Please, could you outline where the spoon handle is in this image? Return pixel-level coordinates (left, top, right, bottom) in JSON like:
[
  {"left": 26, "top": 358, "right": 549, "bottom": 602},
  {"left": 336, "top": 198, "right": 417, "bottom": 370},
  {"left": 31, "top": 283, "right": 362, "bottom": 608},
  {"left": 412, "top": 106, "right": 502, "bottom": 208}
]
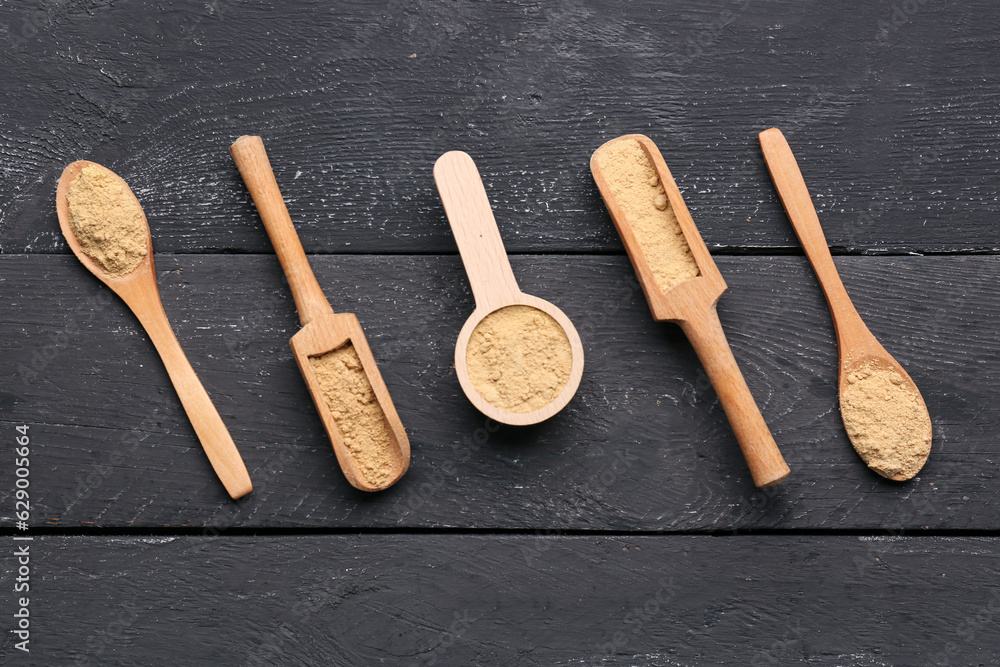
[
  {"left": 230, "top": 135, "right": 334, "bottom": 327},
  {"left": 758, "top": 128, "right": 866, "bottom": 340},
  {"left": 680, "top": 305, "right": 790, "bottom": 488},
  {"left": 434, "top": 151, "right": 521, "bottom": 312},
  {"left": 122, "top": 283, "right": 253, "bottom": 499}
]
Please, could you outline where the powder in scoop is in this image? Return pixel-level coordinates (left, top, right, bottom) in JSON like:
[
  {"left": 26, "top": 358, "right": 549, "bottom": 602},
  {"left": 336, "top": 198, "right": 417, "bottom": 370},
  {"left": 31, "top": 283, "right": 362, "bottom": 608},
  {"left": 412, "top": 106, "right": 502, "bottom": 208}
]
[
  {"left": 840, "top": 363, "right": 932, "bottom": 480},
  {"left": 66, "top": 165, "right": 148, "bottom": 276},
  {"left": 467, "top": 305, "right": 572, "bottom": 413},
  {"left": 309, "top": 344, "right": 398, "bottom": 488},
  {"left": 594, "top": 139, "right": 699, "bottom": 292}
]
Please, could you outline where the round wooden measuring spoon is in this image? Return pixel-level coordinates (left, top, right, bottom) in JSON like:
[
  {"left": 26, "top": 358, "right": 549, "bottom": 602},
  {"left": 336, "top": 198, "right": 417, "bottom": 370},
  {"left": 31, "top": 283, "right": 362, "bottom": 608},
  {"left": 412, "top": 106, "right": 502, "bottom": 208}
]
[
  {"left": 759, "top": 128, "right": 932, "bottom": 480},
  {"left": 433, "top": 151, "right": 584, "bottom": 426},
  {"left": 55, "top": 161, "right": 253, "bottom": 499}
]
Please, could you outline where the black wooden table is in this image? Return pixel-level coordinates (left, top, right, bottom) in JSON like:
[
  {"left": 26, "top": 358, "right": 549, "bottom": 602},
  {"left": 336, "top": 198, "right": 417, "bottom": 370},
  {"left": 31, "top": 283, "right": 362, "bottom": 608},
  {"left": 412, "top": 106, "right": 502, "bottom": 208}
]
[{"left": 1, "top": 2, "right": 998, "bottom": 665}]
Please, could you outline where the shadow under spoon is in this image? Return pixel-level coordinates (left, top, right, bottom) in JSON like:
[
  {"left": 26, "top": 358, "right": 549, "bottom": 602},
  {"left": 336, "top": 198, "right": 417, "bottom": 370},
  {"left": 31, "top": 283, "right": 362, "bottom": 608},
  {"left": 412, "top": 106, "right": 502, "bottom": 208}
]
[
  {"left": 759, "top": 127, "right": 932, "bottom": 481},
  {"left": 55, "top": 160, "right": 253, "bottom": 499}
]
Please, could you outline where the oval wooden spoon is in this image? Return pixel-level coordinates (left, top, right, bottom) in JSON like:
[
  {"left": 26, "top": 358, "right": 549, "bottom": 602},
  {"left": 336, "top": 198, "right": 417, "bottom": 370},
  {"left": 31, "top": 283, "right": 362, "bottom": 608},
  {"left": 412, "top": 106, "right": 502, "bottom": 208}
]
[
  {"left": 56, "top": 161, "right": 252, "bottom": 499},
  {"left": 591, "top": 135, "right": 789, "bottom": 488},
  {"left": 230, "top": 136, "right": 409, "bottom": 491},
  {"left": 433, "top": 151, "right": 584, "bottom": 426},
  {"left": 759, "top": 127, "right": 932, "bottom": 480}
]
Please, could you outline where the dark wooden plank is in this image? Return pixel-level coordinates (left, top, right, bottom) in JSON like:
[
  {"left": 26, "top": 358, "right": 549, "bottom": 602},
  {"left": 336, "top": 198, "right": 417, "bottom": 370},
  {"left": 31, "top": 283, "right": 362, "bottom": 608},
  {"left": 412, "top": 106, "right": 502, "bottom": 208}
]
[
  {"left": 1, "top": 0, "right": 998, "bottom": 254},
  {"left": 1, "top": 254, "right": 995, "bottom": 530},
  {"left": 2, "top": 534, "right": 999, "bottom": 665}
]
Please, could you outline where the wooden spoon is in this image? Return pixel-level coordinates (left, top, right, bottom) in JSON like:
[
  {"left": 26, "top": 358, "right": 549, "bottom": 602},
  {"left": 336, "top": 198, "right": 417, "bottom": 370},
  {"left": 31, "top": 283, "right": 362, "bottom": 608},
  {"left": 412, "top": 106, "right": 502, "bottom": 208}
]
[
  {"left": 759, "top": 127, "right": 931, "bottom": 480},
  {"left": 433, "top": 151, "right": 584, "bottom": 426},
  {"left": 55, "top": 161, "right": 252, "bottom": 499},
  {"left": 591, "top": 135, "right": 789, "bottom": 488},
  {"left": 229, "top": 136, "right": 409, "bottom": 491}
]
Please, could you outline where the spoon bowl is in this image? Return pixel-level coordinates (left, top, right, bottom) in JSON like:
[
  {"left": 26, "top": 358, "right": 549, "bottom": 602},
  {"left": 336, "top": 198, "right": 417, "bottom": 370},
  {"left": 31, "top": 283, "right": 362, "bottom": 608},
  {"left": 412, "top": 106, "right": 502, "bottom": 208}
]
[
  {"left": 56, "top": 161, "right": 253, "bottom": 499},
  {"left": 455, "top": 293, "right": 583, "bottom": 426},
  {"left": 838, "top": 351, "right": 930, "bottom": 480},
  {"left": 56, "top": 161, "right": 155, "bottom": 289}
]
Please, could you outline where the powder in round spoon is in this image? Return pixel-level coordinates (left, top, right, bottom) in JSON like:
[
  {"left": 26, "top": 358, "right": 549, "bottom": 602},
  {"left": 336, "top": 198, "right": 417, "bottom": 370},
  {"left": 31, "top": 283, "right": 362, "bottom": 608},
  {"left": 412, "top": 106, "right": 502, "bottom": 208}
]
[
  {"left": 593, "top": 138, "right": 699, "bottom": 292},
  {"left": 840, "top": 363, "right": 932, "bottom": 480},
  {"left": 66, "top": 165, "right": 148, "bottom": 277},
  {"left": 467, "top": 305, "right": 572, "bottom": 413},
  {"left": 309, "top": 344, "right": 399, "bottom": 488}
]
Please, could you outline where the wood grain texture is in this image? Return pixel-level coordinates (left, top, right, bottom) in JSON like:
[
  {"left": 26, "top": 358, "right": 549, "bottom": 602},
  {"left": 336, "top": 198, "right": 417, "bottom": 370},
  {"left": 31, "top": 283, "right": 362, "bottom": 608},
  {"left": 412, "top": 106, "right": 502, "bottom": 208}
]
[
  {"left": 1, "top": 254, "right": 995, "bottom": 530},
  {"left": 1, "top": 1, "right": 998, "bottom": 255},
  {"left": 229, "top": 135, "right": 335, "bottom": 327},
  {"left": 2, "top": 534, "right": 999, "bottom": 665}
]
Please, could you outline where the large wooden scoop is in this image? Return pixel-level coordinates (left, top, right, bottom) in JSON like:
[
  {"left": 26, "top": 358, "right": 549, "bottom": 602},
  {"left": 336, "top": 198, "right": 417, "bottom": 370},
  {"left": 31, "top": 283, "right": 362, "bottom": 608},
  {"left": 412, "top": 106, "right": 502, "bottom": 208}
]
[
  {"left": 230, "top": 136, "right": 409, "bottom": 491},
  {"left": 591, "top": 135, "right": 789, "bottom": 488},
  {"left": 56, "top": 161, "right": 252, "bottom": 499}
]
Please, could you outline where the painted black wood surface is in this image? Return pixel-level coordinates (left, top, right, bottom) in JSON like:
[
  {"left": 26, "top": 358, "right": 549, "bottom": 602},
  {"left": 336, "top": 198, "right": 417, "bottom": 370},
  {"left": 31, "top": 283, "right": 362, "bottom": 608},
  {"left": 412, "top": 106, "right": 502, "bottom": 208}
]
[
  {"left": 1, "top": 254, "right": 996, "bottom": 531},
  {"left": 4, "top": 535, "right": 1000, "bottom": 666},
  {"left": 1, "top": 0, "right": 998, "bottom": 664},
  {"left": 0, "top": 0, "right": 998, "bottom": 256}
]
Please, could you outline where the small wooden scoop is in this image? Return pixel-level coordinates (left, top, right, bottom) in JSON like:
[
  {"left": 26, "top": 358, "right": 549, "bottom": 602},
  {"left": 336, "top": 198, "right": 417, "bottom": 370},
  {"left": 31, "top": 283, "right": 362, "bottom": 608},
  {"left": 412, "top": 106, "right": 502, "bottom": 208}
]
[
  {"left": 230, "top": 136, "right": 409, "bottom": 491},
  {"left": 434, "top": 151, "right": 584, "bottom": 426},
  {"left": 591, "top": 135, "right": 789, "bottom": 488},
  {"left": 56, "top": 161, "right": 252, "bottom": 499},
  {"left": 759, "top": 127, "right": 932, "bottom": 480}
]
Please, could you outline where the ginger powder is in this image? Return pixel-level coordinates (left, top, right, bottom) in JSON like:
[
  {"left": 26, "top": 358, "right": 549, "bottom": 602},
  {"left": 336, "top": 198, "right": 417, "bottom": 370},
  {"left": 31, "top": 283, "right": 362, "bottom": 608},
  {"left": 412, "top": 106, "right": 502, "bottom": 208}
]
[
  {"left": 467, "top": 305, "right": 572, "bottom": 413},
  {"left": 309, "top": 344, "right": 399, "bottom": 488},
  {"left": 594, "top": 139, "right": 699, "bottom": 292},
  {"left": 66, "top": 165, "right": 148, "bottom": 277},
  {"left": 840, "top": 363, "right": 932, "bottom": 480}
]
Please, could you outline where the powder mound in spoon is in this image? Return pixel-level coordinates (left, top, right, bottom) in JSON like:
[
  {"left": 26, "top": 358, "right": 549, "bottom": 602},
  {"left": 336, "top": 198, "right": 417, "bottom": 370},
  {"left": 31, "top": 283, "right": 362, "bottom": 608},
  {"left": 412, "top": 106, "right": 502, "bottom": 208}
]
[
  {"left": 594, "top": 138, "right": 699, "bottom": 292},
  {"left": 66, "top": 165, "right": 148, "bottom": 277},
  {"left": 840, "top": 363, "right": 932, "bottom": 480},
  {"left": 309, "top": 344, "right": 399, "bottom": 488},
  {"left": 467, "top": 305, "right": 572, "bottom": 414}
]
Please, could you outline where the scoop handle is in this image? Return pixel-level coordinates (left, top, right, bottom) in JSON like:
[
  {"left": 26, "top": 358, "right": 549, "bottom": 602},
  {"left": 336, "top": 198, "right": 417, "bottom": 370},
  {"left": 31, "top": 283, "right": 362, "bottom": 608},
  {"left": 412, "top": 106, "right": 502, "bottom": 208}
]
[
  {"left": 119, "top": 279, "right": 253, "bottom": 499},
  {"left": 230, "top": 135, "right": 333, "bottom": 326},
  {"left": 680, "top": 305, "right": 790, "bottom": 488},
  {"left": 433, "top": 151, "right": 521, "bottom": 312},
  {"left": 758, "top": 128, "right": 865, "bottom": 337}
]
